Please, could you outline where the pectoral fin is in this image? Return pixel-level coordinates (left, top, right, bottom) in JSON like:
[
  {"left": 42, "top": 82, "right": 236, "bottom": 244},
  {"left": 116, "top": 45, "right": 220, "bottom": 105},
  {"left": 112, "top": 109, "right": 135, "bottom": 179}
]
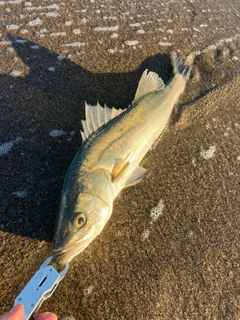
[
  {"left": 111, "top": 153, "right": 133, "bottom": 182},
  {"left": 124, "top": 165, "right": 147, "bottom": 187},
  {"left": 112, "top": 154, "right": 147, "bottom": 187}
]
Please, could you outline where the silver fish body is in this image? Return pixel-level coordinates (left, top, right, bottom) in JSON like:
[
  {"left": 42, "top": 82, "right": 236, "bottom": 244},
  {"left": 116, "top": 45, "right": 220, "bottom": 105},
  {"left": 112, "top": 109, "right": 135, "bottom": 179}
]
[{"left": 54, "top": 54, "right": 191, "bottom": 264}]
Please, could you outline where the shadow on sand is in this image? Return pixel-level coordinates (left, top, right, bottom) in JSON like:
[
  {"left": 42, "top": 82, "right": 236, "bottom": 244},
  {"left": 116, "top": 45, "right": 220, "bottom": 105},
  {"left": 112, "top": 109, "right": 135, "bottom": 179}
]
[{"left": 0, "top": 34, "right": 172, "bottom": 242}]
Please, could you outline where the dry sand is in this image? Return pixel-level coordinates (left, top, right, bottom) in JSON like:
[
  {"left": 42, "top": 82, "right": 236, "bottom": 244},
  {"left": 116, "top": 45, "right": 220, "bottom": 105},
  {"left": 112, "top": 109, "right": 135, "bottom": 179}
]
[{"left": 0, "top": 0, "right": 240, "bottom": 319}]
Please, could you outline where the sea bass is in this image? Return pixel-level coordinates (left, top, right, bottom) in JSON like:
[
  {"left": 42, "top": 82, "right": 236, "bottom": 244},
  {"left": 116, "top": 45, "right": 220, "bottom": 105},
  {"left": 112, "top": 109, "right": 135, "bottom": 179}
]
[{"left": 54, "top": 54, "right": 191, "bottom": 264}]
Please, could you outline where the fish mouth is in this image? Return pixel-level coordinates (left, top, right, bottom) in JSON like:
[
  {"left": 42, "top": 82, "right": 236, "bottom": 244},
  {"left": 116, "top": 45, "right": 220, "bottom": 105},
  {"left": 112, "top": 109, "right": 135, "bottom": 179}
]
[
  {"left": 54, "top": 241, "right": 87, "bottom": 264},
  {"left": 54, "top": 225, "right": 96, "bottom": 264},
  {"left": 54, "top": 230, "right": 96, "bottom": 264}
]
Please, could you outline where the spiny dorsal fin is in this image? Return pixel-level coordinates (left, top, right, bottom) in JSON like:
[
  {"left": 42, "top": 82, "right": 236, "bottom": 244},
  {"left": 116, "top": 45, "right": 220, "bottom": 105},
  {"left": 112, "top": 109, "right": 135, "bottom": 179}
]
[
  {"left": 134, "top": 69, "right": 165, "bottom": 103},
  {"left": 80, "top": 102, "right": 126, "bottom": 141}
]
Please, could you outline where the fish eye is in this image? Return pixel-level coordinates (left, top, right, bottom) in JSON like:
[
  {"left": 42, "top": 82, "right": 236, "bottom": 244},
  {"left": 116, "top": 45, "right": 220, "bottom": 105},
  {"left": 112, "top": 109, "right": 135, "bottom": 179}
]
[{"left": 73, "top": 212, "right": 86, "bottom": 228}]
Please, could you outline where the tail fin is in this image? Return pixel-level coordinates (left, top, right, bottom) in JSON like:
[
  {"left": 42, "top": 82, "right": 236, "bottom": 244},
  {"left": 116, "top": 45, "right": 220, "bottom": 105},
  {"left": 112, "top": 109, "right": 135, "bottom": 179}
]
[{"left": 171, "top": 53, "right": 191, "bottom": 80}]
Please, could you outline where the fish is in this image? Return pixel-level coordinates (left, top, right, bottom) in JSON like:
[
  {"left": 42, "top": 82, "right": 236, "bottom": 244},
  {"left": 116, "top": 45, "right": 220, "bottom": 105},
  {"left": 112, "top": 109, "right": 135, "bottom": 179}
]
[{"left": 54, "top": 54, "right": 191, "bottom": 264}]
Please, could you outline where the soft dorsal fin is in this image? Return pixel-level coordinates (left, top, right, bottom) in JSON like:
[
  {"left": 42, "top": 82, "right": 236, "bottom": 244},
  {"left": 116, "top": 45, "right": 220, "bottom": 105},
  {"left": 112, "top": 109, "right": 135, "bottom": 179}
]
[
  {"left": 80, "top": 102, "right": 126, "bottom": 141},
  {"left": 134, "top": 69, "right": 165, "bottom": 103}
]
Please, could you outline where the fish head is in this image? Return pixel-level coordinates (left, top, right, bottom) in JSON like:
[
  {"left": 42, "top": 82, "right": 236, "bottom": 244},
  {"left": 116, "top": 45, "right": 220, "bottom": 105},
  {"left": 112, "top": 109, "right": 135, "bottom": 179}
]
[{"left": 54, "top": 188, "right": 112, "bottom": 264}]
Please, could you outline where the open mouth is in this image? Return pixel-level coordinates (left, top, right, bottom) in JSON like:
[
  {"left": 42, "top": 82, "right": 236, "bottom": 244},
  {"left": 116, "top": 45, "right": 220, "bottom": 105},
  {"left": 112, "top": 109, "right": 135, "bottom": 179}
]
[
  {"left": 54, "top": 226, "right": 96, "bottom": 263},
  {"left": 54, "top": 242, "right": 81, "bottom": 263},
  {"left": 53, "top": 237, "right": 93, "bottom": 263}
]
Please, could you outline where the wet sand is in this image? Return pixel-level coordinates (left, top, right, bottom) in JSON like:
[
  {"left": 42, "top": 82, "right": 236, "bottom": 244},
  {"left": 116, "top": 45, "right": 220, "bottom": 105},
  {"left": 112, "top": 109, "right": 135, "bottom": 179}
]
[{"left": 0, "top": 0, "right": 240, "bottom": 319}]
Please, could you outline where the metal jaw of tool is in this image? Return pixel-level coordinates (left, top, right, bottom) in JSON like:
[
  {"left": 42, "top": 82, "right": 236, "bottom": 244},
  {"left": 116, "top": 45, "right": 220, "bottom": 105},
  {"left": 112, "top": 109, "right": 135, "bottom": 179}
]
[{"left": 14, "top": 256, "right": 69, "bottom": 320}]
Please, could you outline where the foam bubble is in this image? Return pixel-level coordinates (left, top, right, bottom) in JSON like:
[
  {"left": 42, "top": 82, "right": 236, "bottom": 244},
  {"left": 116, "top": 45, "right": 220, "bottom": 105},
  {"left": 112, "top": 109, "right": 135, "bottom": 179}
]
[
  {"left": 93, "top": 25, "right": 118, "bottom": 31},
  {"left": 27, "top": 18, "right": 42, "bottom": 26},
  {"left": 15, "top": 39, "right": 28, "bottom": 43},
  {"left": 64, "top": 20, "right": 73, "bottom": 26},
  {"left": 43, "top": 12, "right": 58, "bottom": 17},
  {"left": 104, "top": 16, "right": 117, "bottom": 20},
  {"left": 158, "top": 41, "right": 172, "bottom": 46},
  {"left": 6, "top": 47, "right": 14, "bottom": 52},
  {"left": 0, "top": 40, "right": 11, "bottom": 45},
  {"left": 150, "top": 200, "right": 164, "bottom": 224},
  {"left": 193, "top": 27, "right": 200, "bottom": 32},
  {"left": 200, "top": 145, "right": 216, "bottom": 159},
  {"left": 6, "top": 24, "right": 19, "bottom": 30},
  {"left": 24, "top": 5, "right": 43, "bottom": 10},
  {"left": 57, "top": 55, "right": 64, "bottom": 61},
  {"left": 141, "top": 229, "right": 150, "bottom": 241},
  {"left": 9, "top": 70, "right": 22, "bottom": 77},
  {"left": 49, "top": 130, "right": 66, "bottom": 137},
  {"left": 72, "top": 29, "right": 81, "bottom": 34},
  {"left": 45, "top": 4, "right": 59, "bottom": 10},
  {"left": 80, "top": 17, "right": 87, "bottom": 24},
  {"left": 61, "top": 42, "right": 86, "bottom": 47},
  {"left": 38, "top": 28, "right": 48, "bottom": 33},
  {"left": 125, "top": 40, "right": 139, "bottom": 46},
  {"left": 199, "top": 23, "right": 208, "bottom": 28},
  {"left": 20, "top": 29, "right": 28, "bottom": 34},
  {"left": 0, "top": 137, "right": 22, "bottom": 156},
  {"left": 192, "top": 158, "right": 196, "bottom": 167},
  {"left": 107, "top": 48, "right": 115, "bottom": 54},
  {"left": 129, "top": 22, "right": 141, "bottom": 27},
  {"left": 12, "top": 190, "right": 28, "bottom": 198},
  {"left": 109, "top": 32, "right": 118, "bottom": 38},
  {"left": 50, "top": 32, "right": 66, "bottom": 37},
  {"left": 83, "top": 285, "right": 94, "bottom": 296}
]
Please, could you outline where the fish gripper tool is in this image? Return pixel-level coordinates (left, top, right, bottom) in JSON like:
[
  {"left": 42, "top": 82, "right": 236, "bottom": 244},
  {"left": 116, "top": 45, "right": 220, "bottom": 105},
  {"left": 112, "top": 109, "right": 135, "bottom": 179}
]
[{"left": 14, "top": 256, "right": 69, "bottom": 320}]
